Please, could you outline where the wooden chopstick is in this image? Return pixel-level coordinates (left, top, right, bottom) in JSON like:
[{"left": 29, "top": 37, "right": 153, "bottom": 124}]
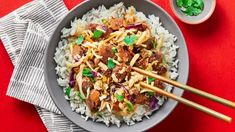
[
  {"left": 132, "top": 67, "right": 235, "bottom": 108},
  {"left": 140, "top": 82, "right": 232, "bottom": 123}
]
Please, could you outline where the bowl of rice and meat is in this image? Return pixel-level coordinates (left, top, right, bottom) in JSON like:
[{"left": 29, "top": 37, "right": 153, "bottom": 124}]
[{"left": 44, "top": 0, "right": 189, "bottom": 131}]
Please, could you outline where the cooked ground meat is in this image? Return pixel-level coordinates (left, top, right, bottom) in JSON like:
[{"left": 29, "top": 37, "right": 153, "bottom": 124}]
[
  {"left": 109, "top": 18, "right": 126, "bottom": 30},
  {"left": 86, "top": 89, "right": 100, "bottom": 112},
  {"left": 144, "top": 37, "right": 155, "bottom": 50},
  {"left": 102, "top": 26, "right": 113, "bottom": 39},
  {"left": 72, "top": 45, "right": 83, "bottom": 57},
  {"left": 134, "top": 93, "right": 147, "bottom": 104},
  {"left": 112, "top": 102, "right": 121, "bottom": 112},
  {"left": 149, "top": 52, "right": 162, "bottom": 63},
  {"left": 135, "top": 57, "right": 148, "bottom": 69},
  {"left": 152, "top": 63, "right": 167, "bottom": 75},
  {"left": 153, "top": 80, "right": 164, "bottom": 89},
  {"left": 87, "top": 23, "right": 98, "bottom": 31},
  {"left": 82, "top": 77, "right": 93, "bottom": 94},
  {"left": 117, "top": 46, "right": 133, "bottom": 63},
  {"left": 103, "top": 69, "right": 112, "bottom": 76},
  {"left": 113, "top": 65, "right": 131, "bottom": 83},
  {"left": 99, "top": 45, "right": 115, "bottom": 64}
]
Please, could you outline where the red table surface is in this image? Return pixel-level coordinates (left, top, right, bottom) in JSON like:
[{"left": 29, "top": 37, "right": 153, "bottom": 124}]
[{"left": 0, "top": 0, "right": 235, "bottom": 132}]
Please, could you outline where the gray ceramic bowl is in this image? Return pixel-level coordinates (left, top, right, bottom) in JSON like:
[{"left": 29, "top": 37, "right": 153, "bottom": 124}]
[
  {"left": 44, "top": 0, "right": 189, "bottom": 131},
  {"left": 170, "top": 0, "right": 216, "bottom": 24}
]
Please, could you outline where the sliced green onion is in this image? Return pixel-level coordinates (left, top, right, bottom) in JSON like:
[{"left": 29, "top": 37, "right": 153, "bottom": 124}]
[
  {"left": 147, "top": 92, "right": 155, "bottom": 97},
  {"left": 82, "top": 68, "right": 93, "bottom": 77},
  {"left": 148, "top": 77, "right": 156, "bottom": 84},
  {"left": 116, "top": 94, "right": 124, "bottom": 101},
  {"left": 124, "top": 99, "right": 134, "bottom": 111},
  {"left": 77, "top": 92, "right": 86, "bottom": 100},
  {"left": 124, "top": 35, "right": 138, "bottom": 46},
  {"left": 65, "top": 86, "right": 71, "bottom": 97},
  {"left": 76, "top": 35, "right": 84, "bottom": 45},
  {"left": 107, "top": 58, "right": 115, "bottom": 69},
  {"left": 93, "top": 30, "right": 103, "bottom": 39}
]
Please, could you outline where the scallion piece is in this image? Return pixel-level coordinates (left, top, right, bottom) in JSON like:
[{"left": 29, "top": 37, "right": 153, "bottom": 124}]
[
  {"left": 76, "top": 35, "right": 84, "bottom": 45},
  {"left": 82, "top": 68, "right": 93, "bottom": 77},
  {"left": 116, "top": 94, "right": 124, "bottom": 101},
  {"left": 77, "top": 92, "right": 86, "bottom": 100},
  {"left": 124, "top": 99, "right": 134, "bottom": 111},
  {"left": 93, "top": 30, "right": 103, "bottom": 39},
  {"left": 65, "top": 86, "right": 71, "bottom": 97},
  {"left": 107, "top": 58, "right": 115, "bottom": 69},
  {"left": 148, "top": 77, "right": 156, "bottom": 84}
]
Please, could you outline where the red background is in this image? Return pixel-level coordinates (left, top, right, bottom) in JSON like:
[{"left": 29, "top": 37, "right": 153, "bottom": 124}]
[{"left": 0, "top": 0, "right": 235, "bottom": 132}]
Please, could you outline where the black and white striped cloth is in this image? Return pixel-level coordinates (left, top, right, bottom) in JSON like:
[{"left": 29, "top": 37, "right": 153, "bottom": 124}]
[{"left": 0, "top": 0, "right": 85, "bottom": 131}]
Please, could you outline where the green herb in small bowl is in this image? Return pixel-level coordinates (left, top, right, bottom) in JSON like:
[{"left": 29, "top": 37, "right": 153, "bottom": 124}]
[{"left": 176, "top": 0, "right": 204, "bottom": 16}]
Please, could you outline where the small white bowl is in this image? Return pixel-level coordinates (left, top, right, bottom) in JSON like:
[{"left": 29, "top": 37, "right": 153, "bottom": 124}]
[{"left": 170, "top": 0, "right": 216, "bottom": 24}]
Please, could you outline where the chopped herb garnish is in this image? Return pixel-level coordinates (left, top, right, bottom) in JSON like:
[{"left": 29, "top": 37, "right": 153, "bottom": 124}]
[
  {"left": 124, "top": 35, "right": 138, "bottom": 46},
  {"left": 147, "top": 92, "right": 155, "bottom": 97},
  {"left": 65, "top": 86, "right": 71, "bottom": 97},
  {"left": 112, "top": 47, "right": 118, "bottom": 53},
  {"left": 176, "top": 0, "right": 204, "bottom": 16},
  {"left": 76, "top": 35, "right": 84, "bottom": 45},
  {"left": 93, "top": 30, "right": 104, "bottom": 39},
  {"left": 125, "top": 99, "right": 134, "bottom": 111},
  {"left": 116, "top": 94, "right": 124, "bottom": 101},
  {"left": 148, "top": 77, "right": 156, "bottom": 84},
  {"left": 77, "top": 92, "right": 86, "bottom": 100},
  {"left": 107, "top": 58, "right": 115, "bottom": 69},
  {"left": 82, "top": 68, "right": 93, "bottom": 77}
]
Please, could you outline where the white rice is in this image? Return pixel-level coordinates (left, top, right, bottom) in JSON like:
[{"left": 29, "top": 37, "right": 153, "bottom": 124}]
[{"left": 54, "top": 2, "right": 179, "bottom": 127}]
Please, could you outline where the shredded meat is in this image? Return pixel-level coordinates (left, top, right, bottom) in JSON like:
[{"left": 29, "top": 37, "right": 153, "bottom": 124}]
[
  {"left": 99, "top": 45, "right": 115, "bottom": 64},
  {"left": 82, "top": 77, "right": 93, "bottom": 94},
  {"left": 86, "top": 90, "right": 100, "bottom": 112},
  {"left": 132, "top": 47, "right": 142, "bottom": 54}
]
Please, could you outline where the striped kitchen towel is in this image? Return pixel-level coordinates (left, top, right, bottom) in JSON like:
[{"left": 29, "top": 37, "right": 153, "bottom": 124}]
[{"left": 0, "top": 0, "right": 85, "bottom": 131}]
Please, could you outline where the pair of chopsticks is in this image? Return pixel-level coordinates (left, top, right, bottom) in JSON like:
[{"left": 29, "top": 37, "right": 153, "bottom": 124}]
[{"left": 132, "top": 67, "right": 235, "bottom": 123}]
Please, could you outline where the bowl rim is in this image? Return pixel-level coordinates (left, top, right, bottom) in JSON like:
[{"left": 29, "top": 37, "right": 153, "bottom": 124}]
[
  {"left": 170, "top": 0, "right": 216, "bottom": 24},
  {"left": 44, "top": 0, "right": 189, "bottom": 131}
]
